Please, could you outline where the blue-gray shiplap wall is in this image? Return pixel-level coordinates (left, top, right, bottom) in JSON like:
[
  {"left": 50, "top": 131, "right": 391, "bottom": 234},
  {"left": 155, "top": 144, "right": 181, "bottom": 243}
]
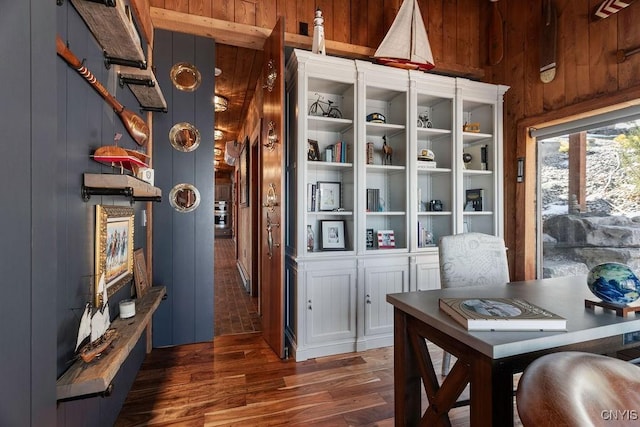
[
  {"left": 54, "top": 2, "right": 151, "bottom": 426},
  {"left": 152, "top": 30, "right": 215, "bottom": 347}
]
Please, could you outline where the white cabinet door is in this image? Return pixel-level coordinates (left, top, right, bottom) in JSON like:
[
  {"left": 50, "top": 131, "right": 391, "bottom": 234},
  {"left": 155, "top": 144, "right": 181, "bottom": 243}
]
[
  {"left": 414, "top": 253, "right": 441, "bottom": 291},
  {"left": 305, "top": 267, "right": 356, "bottom": 344},
  {"left": 363, "top": 262, "right": 408, "bottom": 336}
]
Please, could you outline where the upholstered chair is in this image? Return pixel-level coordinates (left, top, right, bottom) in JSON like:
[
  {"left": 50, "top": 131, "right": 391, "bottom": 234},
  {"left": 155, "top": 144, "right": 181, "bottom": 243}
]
[
  {"left": 516, "top": 351, "right": 640, "bottom": 427},
  {"left": 438, "top": 232, "right": 510, "bottom": 375}
]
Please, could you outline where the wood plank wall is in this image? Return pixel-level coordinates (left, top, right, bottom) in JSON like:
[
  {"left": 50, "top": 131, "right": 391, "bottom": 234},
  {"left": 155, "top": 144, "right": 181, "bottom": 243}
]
[
  {"left": 149, "top": 0, "right": 640, "bottom": 280},
  {"left": 149, "top": 0, "right": 483, "bottom": 73},
  {"left": 485, "top": 0, "right": 640, "bottom": 279}
]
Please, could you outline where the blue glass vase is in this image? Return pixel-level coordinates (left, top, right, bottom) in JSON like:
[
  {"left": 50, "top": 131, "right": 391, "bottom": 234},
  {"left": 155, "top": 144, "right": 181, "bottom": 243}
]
[{"left": 587, "top": 262, "right": 640, "bottom": 306}]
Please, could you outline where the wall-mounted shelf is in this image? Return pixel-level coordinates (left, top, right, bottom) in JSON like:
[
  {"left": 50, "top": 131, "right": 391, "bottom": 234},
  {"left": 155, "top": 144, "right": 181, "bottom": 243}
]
[
  {"left": 70, "top": 0, "right": 147, "bottom": 69},
  {"left": 82, "top": 173, "right": 161, "bottom": 203},
  {"left": 56, "top": 286, "right": 166, "bottom": 401},
  {"left": 118, "top": 65, "right": 167, "bottom": 112}
]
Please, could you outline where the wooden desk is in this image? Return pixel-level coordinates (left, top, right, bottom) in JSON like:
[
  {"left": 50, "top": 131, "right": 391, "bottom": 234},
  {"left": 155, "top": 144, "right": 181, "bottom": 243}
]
[{"left": 386, "top": 276, "right": 640, "bottom": 426}]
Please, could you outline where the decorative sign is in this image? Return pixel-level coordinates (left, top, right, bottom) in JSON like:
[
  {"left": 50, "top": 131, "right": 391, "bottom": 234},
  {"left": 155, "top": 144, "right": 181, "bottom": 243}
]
[{"left": 593, "top": 0, "right": 633, "bottom": 20}]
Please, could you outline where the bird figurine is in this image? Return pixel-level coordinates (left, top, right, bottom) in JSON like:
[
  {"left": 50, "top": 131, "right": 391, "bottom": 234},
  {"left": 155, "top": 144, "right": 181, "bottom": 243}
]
[{"left": 382, "top": 136, "right": 392, "bottom": 165}]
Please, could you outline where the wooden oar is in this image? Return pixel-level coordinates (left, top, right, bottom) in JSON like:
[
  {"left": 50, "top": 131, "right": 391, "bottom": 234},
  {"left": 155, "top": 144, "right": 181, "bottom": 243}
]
[
  {"left": 488, "top": 0, "right": 504, "bottom": 65},
  {"left": 56, "top": 35, "right": 149, "bottom": 146},
  {"left": 539, "top": 0, "right": 557, "bottom": 83}
]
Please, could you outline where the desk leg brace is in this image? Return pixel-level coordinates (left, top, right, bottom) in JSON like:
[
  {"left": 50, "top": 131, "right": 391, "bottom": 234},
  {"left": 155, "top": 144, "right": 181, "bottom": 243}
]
[{"left": 408, "top": 320, "right": 471, "bottom": 426}]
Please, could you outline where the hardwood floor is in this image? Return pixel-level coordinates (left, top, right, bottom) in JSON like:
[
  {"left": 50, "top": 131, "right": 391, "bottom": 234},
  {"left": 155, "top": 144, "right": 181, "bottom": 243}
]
[
  {"left": 116, "top": 332, "right": 523, "bottom": 426},
  {"left": 117, "top": 238, "right": 523, "bottom": 425}
]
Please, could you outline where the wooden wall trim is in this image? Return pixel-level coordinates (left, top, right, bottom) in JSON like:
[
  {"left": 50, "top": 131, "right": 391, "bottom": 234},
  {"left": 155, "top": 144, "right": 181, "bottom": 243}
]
[
  {"left": 514, "top": 84, "right": 640, "bottom": 280},
  {"left": 130, "top": 0, "right": 154, "bottom": 45},
  {"left": 150, "top": 7, "right": 484, "bottom": 79}
]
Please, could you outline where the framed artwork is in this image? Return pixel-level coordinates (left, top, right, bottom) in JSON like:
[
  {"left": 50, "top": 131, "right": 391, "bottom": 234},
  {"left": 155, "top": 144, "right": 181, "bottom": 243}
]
[
  {"left": 307, "top": 139, "right": 320, "bottom": 161},
  {"left": 377, "top": 229, "right": 396, "bottom": 249},
  {"left": 366, "top": 228, "right": 375, "bottom": 249},
  {"left": 317, "top": 181, "right": 341, "bottom": 211},
  {"left": 133, "top": 248, "right": 150, "bottom": 298},
  {"left": 95, "top": 205, "right": 134, "bottom": 305},
  {"left": 239, "top": 136, "right": 250, "bottom": 207},
  {"left": 320, "top": 220, "right": 346, "bottom": 251}
]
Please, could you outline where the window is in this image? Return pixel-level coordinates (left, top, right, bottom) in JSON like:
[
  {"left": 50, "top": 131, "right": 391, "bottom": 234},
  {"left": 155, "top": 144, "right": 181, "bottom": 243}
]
[{"left": 537, "top": 115, "right": 640, "bottom": 278}]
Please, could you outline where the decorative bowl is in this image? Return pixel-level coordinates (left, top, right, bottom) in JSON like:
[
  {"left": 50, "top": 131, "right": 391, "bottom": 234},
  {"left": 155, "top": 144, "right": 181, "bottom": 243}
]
[{"left": 587, "top": 262, "right": 640, "bottom": 306}]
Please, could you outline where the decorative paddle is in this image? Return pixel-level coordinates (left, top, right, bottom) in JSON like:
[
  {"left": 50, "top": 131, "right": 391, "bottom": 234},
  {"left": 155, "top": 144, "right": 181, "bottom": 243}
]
[
  {"left": 56, "top": 35, "right": 149, "bottom": 146},
  {"left": 539, "top": 0, "right": 557, "bottom": 83},
  {"left": 488, "top": 0, "right": 504, "bottom": 65}
]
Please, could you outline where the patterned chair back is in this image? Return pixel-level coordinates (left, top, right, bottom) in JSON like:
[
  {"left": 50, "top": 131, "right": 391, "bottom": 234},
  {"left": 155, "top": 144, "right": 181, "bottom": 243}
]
[{"left": 439, "top": 232, "right": 509, "bottom": 288}]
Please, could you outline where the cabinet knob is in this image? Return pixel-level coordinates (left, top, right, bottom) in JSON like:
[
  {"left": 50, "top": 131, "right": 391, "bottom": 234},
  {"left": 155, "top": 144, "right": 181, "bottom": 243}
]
[{"left": 366, "top": 294, "right": 371, "bottom": 304}]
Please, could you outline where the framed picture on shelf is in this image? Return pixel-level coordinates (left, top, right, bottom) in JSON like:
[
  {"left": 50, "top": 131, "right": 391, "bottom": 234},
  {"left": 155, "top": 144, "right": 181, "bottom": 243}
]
[
  {"left": 307, "top": 139, "right": 320, "bottom": 161},
  {"left": 377, "top": 230, "right": 395, "bottom": 249},
  {"left": 133, "top": 248, "right": 150, "bottom": 298},
  {"left": 366, "top": 228, "right": 375, "bottom": 249},
  {"left": 95, "top": 205, "right": 135, "bottom": 305},
  {"left": 317, "top": 181, "right": 341, "bottom": 211},
  {"left": 320, "top": 220, "right": 346, "bottom": 251}
]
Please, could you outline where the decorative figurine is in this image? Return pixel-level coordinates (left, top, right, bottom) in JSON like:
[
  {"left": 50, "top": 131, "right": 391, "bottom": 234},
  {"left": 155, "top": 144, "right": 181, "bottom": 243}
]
[
  {"left": 417, "top": 112, "right": 432, "bottom": 128},
  {"left": 382, "top": 136, "right": 392, "bottom": 165},
  {"left": 312, "top": 8, "right": 326, "bottom": 55},
  {"left": 462, "top": 152, "right": 472, "bottom": 170}
]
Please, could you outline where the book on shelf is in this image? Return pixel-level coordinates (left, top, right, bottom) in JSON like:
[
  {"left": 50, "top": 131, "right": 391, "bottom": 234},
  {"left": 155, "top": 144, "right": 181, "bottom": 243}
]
[
  {"left": 439, "top": 298, "right": 567, "bottom": 331},
  {"left": 333, "top": 141, "right": 349, "bottom": 163},
  {"left": 465, "top": 188, "right": 484, "bottom": 211},
  {"left": 481, "top": 144, "right": 488, "bottom": 170},
  {"left": 366, "top": 142, "right": 374, "bottom": 165},
  {"left": 307, "top": 183, "right": 316, "bottom": 212},
  {"left": 366, "top": 188, "right": 380, "bottom": 212}
]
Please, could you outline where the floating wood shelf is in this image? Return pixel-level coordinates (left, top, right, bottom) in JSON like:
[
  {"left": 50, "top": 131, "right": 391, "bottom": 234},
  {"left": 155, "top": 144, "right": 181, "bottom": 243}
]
[
  {"left": 117, "top": 65, "right": 167, "bottom": 112},
  {"left": 56, "top": 286, "right": 166, "bottom": 401},
  {"left": 82, "top": 173, "right": 161, "bottom": 203},
  {"left": 70, "top": 0, "right": 147, "bottom": 69}
]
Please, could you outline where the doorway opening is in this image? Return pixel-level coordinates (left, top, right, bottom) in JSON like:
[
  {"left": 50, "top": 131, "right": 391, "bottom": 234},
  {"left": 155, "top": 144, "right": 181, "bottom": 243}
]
[{"left": 214, "top": 170, "right": 261, "bottom": 337}]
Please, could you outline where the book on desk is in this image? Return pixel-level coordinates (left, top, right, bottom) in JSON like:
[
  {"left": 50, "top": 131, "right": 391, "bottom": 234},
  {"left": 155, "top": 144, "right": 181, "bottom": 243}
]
[{"left": 439, "top": 297, "right": 567, "bottom": 331}]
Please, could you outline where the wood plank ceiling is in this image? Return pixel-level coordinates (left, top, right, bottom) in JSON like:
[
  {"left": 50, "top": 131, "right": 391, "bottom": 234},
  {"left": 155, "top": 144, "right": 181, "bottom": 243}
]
[{"left": 214, "top": 44, "right": 262, "bottom": 173}]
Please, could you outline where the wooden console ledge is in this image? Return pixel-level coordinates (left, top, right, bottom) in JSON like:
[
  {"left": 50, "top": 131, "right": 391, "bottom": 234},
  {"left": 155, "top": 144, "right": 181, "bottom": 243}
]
[{"left": 56, "top": 286, "right": 166, "bottom": 401}]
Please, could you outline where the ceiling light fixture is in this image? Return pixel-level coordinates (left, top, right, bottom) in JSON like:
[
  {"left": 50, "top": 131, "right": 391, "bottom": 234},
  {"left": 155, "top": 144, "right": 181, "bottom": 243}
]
[
  {"left": 214, "top": 147, "right": 222, "bottom": 156},
  {"left": 214, "top": 94, "right": 228, "bottom": 112},
  {"left": 214, "top": 129, "right": 223, "bottom": 140},
  {"left": 215, "top": 67, "right": 222, "bottom": 77}
]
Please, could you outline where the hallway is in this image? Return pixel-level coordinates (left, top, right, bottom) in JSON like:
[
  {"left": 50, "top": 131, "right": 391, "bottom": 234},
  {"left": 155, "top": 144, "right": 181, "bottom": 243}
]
[{"left": 214, "top": 237, "right": 261, "bottom": 336}]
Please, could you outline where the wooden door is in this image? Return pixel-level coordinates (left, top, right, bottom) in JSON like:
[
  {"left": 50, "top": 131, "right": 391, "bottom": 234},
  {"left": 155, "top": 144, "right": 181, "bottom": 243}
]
[{"left": 260, "top": 17, "right": 286, "bottom": 358}]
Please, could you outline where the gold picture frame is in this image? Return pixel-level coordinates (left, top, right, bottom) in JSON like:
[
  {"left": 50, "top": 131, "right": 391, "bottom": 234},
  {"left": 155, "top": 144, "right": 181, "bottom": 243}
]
[{"left": 95, "top": 205, "right": 134, "bottom": 306}]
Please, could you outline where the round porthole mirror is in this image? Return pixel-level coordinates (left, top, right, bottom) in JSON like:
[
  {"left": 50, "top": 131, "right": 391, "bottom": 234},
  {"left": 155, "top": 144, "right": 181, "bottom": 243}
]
[
  {"left": 169, "top": 122, "right": 201, "bottom": 152},
  {"left": 170, "top": 62, "right": 201, "bottom": 92},
  {"left": 169, "top": 183, "right": 201, "bottom": 213}
]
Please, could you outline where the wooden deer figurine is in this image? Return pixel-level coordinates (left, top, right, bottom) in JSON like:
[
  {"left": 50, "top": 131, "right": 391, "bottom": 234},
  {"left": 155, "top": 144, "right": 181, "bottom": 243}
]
[{"left": 382, "top": 136, "right": 392, "bottom": 165}]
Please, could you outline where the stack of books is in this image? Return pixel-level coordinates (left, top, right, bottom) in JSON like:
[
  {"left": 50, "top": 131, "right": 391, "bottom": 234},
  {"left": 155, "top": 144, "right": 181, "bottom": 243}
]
[
  {"left": 366, "top": 188, "right": 380, "bottom": 212},
  {"left": 325, "top": 141, "right": 349, "bottom": 162}
]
